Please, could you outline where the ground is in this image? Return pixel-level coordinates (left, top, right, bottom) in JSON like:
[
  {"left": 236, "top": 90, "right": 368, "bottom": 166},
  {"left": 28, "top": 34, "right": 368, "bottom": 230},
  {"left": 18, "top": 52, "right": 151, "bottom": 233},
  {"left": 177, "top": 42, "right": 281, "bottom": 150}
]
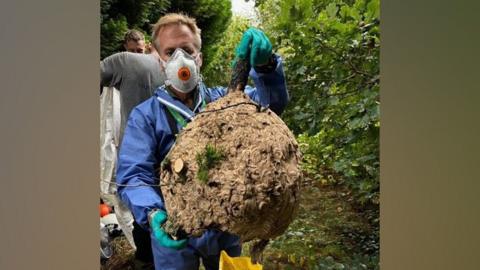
[
  {"left": 101, "top": 180, "right": 379, "bottom": 270},
  {"left": 248, "top": 180, "right": 379, "bottom": 269}
]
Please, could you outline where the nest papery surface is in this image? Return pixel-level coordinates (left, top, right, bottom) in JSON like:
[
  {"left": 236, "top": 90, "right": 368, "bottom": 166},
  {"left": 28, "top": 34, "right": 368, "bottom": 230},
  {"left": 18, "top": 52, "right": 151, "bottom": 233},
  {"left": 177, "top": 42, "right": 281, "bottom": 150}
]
[{"left": 160, "top": 91, "right": 302, "bottom": 242}]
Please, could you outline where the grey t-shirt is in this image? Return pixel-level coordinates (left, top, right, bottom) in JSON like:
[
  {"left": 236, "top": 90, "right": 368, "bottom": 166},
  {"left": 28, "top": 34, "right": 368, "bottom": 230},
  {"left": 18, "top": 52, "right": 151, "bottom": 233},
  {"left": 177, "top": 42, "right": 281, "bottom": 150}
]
[{"left": 101, "top": 52, "right": 165, "bottom": 142}]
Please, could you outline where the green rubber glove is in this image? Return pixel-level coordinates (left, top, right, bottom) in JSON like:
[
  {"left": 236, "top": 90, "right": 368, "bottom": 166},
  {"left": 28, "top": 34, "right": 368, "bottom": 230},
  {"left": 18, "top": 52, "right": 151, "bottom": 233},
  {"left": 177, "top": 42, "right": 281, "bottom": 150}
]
[
  {"left": 150, "top": 210, "right": 187, "bottom": 249},
  {"left": 235, "top": 28, "right": 273, "bottom": 66}
]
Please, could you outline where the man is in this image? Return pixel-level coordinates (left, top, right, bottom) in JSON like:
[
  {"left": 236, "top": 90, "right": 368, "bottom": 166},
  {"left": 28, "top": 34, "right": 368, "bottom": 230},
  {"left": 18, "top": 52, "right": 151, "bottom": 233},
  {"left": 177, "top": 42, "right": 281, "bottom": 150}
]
[
  {"left": 124, "top": 29, "right": 147, "bottom": 53},
  {"left": 101, "top": 41, "right": 165, "bottom": 143},
  {"left": 117, "top": 13, "right": 288, "bottom": 270},
  {"left": 101, "top": 29, "right": 165, "bottom": 269}
]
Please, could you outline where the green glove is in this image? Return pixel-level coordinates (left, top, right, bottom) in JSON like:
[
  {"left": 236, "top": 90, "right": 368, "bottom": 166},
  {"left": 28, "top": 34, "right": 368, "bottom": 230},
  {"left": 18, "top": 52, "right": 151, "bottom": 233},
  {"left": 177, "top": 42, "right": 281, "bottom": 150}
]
[
  {"left": 150, "top": 210, "right": 187, "bottom": 249},
  {"left": 235, "top": 28, "right": 273, "bottom": 66}
]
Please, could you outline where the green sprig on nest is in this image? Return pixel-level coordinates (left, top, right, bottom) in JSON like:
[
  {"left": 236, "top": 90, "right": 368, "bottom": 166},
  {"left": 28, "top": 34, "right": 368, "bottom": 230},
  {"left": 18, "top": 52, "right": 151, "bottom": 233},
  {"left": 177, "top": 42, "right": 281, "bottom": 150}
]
[{"left": 195, "top": 144, "right": 225, "bottom": 183}]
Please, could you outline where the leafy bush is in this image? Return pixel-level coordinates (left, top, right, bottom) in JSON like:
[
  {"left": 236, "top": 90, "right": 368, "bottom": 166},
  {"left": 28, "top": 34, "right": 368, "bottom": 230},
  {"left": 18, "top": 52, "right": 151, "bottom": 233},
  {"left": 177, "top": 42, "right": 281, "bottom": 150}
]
[
  {"left": 101, "top": 16, "right": 130, "bottom": 59},
  {"left": 100, "top": 0, "right": 231, "bottom": 61},
  {"left": 100, "top": 0, "right": 170, "bottom": 59},
  {"left": 257, "top": 0, "right": 380, "bottom": 206}
]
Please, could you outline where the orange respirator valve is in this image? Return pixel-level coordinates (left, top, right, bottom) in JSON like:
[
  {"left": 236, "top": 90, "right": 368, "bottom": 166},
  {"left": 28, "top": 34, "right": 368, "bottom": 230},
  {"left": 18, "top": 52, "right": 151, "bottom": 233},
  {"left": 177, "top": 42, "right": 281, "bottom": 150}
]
[{"left": 177, "top": 67, "right": 191, "bottom": 81}]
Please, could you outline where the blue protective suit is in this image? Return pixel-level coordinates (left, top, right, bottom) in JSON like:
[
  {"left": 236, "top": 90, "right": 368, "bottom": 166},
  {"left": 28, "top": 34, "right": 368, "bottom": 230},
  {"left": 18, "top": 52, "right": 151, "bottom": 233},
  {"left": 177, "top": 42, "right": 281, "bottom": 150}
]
[{"left": 116, "top": 55, "right": 288, "bottom": 270}]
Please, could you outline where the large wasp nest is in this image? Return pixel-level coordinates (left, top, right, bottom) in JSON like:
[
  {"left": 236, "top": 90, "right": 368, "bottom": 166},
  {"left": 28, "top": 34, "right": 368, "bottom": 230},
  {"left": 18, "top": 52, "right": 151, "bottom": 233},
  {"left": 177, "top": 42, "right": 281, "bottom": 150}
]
[{"left": 159, "top": 59, "right": 302, "bottom": 257}]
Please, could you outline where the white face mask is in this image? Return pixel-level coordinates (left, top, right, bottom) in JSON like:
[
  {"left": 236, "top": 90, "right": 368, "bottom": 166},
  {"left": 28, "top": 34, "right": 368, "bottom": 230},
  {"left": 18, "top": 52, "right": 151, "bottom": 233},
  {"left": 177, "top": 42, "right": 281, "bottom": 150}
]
[{"left": 160, "top": 48, "right": 201, "bottom": 94}]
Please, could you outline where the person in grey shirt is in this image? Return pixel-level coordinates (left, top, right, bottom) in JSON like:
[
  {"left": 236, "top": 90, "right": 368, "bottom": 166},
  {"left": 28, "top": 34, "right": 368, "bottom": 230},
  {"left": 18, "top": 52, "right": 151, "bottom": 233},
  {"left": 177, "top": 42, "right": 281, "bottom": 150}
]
[
  {"left": 101, "top": 51, "right": 165, "bottom": 142},
  {"left": 100, "top": 50, "right": 164, "bottom": 269}
]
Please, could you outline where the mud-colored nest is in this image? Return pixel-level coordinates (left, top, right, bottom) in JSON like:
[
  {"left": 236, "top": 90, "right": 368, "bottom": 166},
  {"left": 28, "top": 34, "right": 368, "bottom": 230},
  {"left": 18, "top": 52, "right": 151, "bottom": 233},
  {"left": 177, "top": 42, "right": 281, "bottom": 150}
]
[{"left": 159, "top": 91, "right": 302, "bottom": 243}]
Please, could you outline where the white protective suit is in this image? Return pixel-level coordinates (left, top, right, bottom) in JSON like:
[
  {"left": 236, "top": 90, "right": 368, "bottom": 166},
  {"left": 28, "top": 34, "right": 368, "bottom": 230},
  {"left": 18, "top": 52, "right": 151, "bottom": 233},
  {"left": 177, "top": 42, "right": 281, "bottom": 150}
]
[{"left": 100, "top": 86, "right": 136, "bottom": 249}]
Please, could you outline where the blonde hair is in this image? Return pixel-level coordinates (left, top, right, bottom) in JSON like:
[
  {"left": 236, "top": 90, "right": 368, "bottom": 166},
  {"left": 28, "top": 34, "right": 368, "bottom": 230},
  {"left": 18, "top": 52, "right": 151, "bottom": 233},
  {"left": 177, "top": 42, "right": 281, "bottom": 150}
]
[{"left": 152, "top": 13, "right": 202, "bottom": 51}]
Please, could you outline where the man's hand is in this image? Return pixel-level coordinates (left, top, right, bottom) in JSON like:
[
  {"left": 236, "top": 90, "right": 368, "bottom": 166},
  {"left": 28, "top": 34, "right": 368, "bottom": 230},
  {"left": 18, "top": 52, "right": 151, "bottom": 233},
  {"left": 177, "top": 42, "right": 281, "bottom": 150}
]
[
  {"left": 149, "top": 210, "right": 187, "bottom": 249},
  {"left": 235, "top": 28, "right": 273, "bottom": 67}
]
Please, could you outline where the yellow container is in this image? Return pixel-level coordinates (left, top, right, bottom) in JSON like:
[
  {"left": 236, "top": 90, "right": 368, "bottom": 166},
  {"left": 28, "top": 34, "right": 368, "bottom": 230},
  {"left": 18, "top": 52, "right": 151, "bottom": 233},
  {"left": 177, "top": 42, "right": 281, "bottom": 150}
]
[{"left": 219, "top": 250, "right": 263, "bottom": 270}]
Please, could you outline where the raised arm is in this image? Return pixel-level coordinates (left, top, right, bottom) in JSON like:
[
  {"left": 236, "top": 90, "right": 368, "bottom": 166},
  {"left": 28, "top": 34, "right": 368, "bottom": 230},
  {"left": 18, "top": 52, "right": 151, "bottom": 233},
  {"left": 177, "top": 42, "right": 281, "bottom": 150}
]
[
  {"left": 204, "top": 27, "right": 289, "bottom": 115},
  {"left": 244, "top": 54, "right": 288, "bottom": 115},
  {"left": 100, "top": 52, "right": 129, "bottom": 90}
]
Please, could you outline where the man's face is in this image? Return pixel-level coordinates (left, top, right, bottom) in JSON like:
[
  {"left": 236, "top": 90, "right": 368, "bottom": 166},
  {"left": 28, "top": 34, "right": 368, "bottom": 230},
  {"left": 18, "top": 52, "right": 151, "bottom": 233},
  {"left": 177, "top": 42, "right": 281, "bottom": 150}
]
[
  {"left": 124, "top": 39, "right": 146, "bottom": 54},
  {"left": 156, "top": 24, "right": 202, "bottom": 67}
]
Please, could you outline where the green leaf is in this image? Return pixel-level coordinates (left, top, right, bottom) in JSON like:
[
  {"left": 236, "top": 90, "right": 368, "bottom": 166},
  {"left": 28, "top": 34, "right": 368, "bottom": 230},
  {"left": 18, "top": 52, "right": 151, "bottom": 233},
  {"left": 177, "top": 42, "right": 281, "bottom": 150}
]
[
  {"left": 366, "top": 0, "right": 380, "bottom": 20},
  {"left": 296, "top": 65, "right": 307, "bottom": 75},
  {"left": 326, "top": 3, "right": 338, "bottom": 18}
]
